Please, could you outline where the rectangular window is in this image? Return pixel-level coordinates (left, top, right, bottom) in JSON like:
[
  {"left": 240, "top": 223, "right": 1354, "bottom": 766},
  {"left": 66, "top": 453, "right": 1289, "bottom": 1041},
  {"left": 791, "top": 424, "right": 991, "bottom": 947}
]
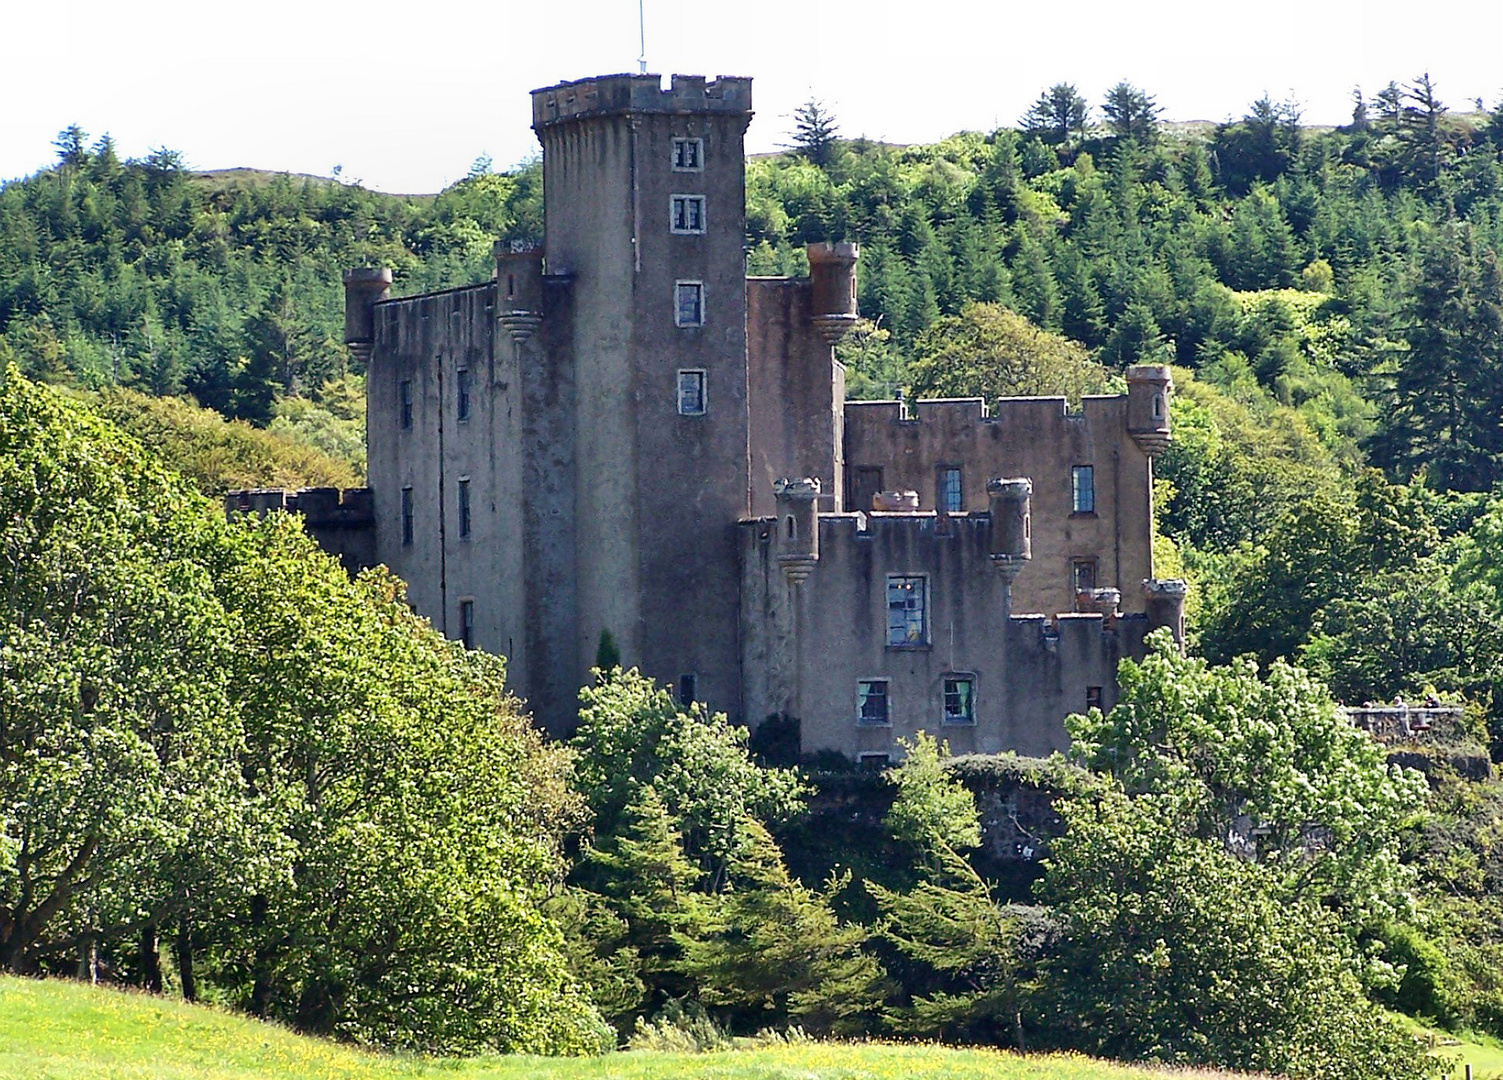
[
  {"left": 939, "top": 467, "right": 963, "bottom": 513},
  {"left": 886, "top": 575, "right": 928, "bottom": 647},
  {"left": 677, "top": 673, "right": 697, "bottom": 707},
  {"left": 1072, "top": 465, "right": 1095, "bottom": 514},
  {"left": 943, "top": 676, "right": 975, "bottom": 725},
  {"left": 456, "top": 368, "right": 470, "bottom": 422},
  {"left": 670, "top": 194, "right": 706, "bottom": 234},
  {"left": 672, "top": 137, "right": 703, "bottom": 171},
  {"left": 677, "top": 370, "right": 706, "bottom": 415},
  {"left": 1086, "top": 686, "right": 1104, "bottom": 712},
  {"left": 460, "top": 599, "right": 475, "bottom": 649},
  {"left": 1072, "top": 558, "right": 1097, "bottom": 595},
  {"left": 859, "top": 752, "right": 891, "bottom": 772},
  {"left": 401, "top": 486, "right": 414, "bottom": 546},
  {"left": 857, "top": 680, "right": 889, "bottom": 725},
  {"left": 457, "top": 478, "right": 471, "bottom": 539},
  {"left": 674, "top": 282, "right": 704, "bottom": 327},
  {"left": 400, "top": 379, "right": 413, "bottom": 430}
]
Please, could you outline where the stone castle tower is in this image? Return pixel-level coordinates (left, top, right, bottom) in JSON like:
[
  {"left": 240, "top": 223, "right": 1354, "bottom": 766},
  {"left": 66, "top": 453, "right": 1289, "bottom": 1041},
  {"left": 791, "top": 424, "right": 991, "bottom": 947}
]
[{"left": 252, "top": 70, "right": 1185, "bottom": 759}]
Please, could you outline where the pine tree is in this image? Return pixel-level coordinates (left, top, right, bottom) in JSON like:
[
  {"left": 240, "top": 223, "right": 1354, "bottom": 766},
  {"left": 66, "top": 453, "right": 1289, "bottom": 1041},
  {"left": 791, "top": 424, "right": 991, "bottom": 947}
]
[
  {"left": 1101, "top": 82, "right": 1161, "bottom": 142},
  {"left": 1022, "top": 84, "right": 1089, "bottom": 147},
  {"left": 679, "top": 817, "right": 889, "bottom": 1036},
  {"left": 786, "top": 99, "right": 841, "bottom": 168}
]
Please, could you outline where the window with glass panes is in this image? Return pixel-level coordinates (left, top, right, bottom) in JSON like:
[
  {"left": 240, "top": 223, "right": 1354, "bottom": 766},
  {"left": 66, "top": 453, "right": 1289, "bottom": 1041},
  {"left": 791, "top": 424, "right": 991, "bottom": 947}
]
[
  {"left": 857, "top": 680, "right": 889, "bottom": 724},
  {"left": 939, "top": 467, "right": 963, "bottom": 513},
  {"left": 943, "top": 676, "right": 974, "bottom": 724},
  {"left": 886, "top": 576, "right": 927, "bottom": 646}
]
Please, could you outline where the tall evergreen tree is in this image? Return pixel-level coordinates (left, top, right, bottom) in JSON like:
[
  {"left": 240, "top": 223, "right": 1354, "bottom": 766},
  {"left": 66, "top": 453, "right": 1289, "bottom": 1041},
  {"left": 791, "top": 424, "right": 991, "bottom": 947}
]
[{"left": 1022, "top": 84, "right": 1089, "bottom": 146}]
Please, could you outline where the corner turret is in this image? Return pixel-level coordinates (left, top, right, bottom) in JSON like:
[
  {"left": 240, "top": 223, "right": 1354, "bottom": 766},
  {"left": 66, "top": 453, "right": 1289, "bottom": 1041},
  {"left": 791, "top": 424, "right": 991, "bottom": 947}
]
[
  {"left": 1143, "top": 578, "right": 1188, "bottom": 646},
  {"left": 343, "top": 267, "right": 392, "bottom": 367},
  {"left": 494, "top": 243, "right": 544, "bottom": 342},
  {"left": 807, "top": 242, "right": 859, "bottom": 344},
  {"left": 987, "top": 477, "right": 1032, "bottom": 584},
  {"left": 774, "top": 477, "right": 821, "bottom": 584},
  {"left": 1126, "top": 364, "right": 1172, "bottom": 456}
]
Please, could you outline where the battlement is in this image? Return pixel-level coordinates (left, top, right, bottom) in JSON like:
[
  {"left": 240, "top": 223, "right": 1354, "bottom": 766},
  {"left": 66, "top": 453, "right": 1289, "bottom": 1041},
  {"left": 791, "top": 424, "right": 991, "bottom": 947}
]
[
  {"left": 225, "top": 487, "right": 374, "bottom": 528},
  {"left": 844, "top": 393, "right": 1126, "bottom": 431},
  {"left": 532, "top": 73, "right": 753, "bottom": 128}
]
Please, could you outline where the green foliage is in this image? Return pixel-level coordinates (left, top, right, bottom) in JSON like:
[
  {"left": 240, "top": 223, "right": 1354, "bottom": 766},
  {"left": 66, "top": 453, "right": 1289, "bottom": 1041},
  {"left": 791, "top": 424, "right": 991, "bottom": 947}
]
[
  {"left": 786, "top": 100, "right": 842, "bottom": 170},
  {"left": 677, "top": 817, "right": 890, "bottom": 1037},
  {"left": 571, "top": 669, "right": 805, "bottom": 873},
  {"left": 864, "top": 738, "right": 1030, "bottom": 1046},
  {"left": 1037, "top": 788, "right": 1426, "bottom": 1080},
  {"left": 1068, "top": 631, "right": 1426, "bottom": 924},
  {"left": 907, "top": 302, "right": 1117, "bottom": 404},
  {"left": 1022, "top": 85, "right": 1089, "bottom": 147},
  {"left": 0, "top": 368, "right": 606, "bottom": 1054},
  {"left": 83, "top": 385, "right": 361, "bottom": 493},
  {"left": 884, "top": 733, "right": 981, "bottom": 855}
]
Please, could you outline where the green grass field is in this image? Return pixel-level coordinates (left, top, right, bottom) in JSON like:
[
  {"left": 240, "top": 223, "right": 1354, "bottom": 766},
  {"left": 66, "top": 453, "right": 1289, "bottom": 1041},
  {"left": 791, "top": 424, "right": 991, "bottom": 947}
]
[
  {"left": 9, "top": 973, "right": 1499, "bottom": 1080},
  {"left": 0, "top": 975, "right": 1250, "bottom": 1080}
]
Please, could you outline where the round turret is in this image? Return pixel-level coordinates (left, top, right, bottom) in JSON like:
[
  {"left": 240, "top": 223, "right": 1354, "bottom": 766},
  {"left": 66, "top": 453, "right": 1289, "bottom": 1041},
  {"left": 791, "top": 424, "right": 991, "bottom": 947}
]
[
  {"left": 1126, "top": 364, "right": 1172, "bottom": 456},
  {"left": 773, "top": 477, "right": 821, "bottom": 584},
  {"left": 1143, "top": 578, "right": 1189, "bottom": 645},
  {"left": 343, "top": 268, "right": 392, "bottom": 365},
  {"left": 987, "top": 477, "right": 1032, "bottom": 578},
  {"left": 494, "top": 244, "right": 545, "bottom": 342},
  {"left": 806, "top": 241, "right": 859, "bottom": 345}
]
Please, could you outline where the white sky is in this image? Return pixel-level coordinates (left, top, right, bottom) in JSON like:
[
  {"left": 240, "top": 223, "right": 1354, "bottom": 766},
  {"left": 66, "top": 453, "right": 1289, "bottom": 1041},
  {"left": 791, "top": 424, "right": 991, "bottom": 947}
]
[{"left": 2, "top": 0, "right": 1501, "bottom": 194}]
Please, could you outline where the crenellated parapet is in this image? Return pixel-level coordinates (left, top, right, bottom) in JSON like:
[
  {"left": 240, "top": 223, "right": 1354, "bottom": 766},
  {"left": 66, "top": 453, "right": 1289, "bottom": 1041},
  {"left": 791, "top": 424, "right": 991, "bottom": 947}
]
[{"left": 531, "top": 73, "right": 752, "bottom": 129}]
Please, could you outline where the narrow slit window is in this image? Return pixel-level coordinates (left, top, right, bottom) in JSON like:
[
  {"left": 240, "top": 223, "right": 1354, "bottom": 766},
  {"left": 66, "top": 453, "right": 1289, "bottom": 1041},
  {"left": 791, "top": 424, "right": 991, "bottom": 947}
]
[
  {"left": 456, "top": 368, "right": 470, "bottom": 422},
  {"left": 460, "top": 600, "right": 475, "bottom": 649},
  {"left": 401, "top": 486, "right": 414, "bottom": 546},
  {"left": 400, "top": 379, "right": 413, "bottom": 430},
  {"left": 677, "top": 370, "right": 706, "bottom": 415},
  {"left": 675, "top": 282, "right": 704, "bottom": 327},
  {"left": 457, "top": 478, "right": 471, "bottom": 539},
  {"left": 1072, "top": 465, "right": 1095, "bottom": 514}
]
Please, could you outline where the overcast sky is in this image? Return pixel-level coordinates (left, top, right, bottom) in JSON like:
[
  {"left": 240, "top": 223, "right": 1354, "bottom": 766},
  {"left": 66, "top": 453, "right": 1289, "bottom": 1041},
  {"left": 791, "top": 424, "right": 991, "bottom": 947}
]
[{"left": 3, "top": 0, "right": 1500, "bottom": 194}]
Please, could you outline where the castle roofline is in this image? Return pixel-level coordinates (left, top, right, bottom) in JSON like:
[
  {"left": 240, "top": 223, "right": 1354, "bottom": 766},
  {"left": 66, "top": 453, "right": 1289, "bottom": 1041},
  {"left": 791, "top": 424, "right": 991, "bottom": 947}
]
[{"left": 532, "top": 73, "right": 752, "bottom": 128}]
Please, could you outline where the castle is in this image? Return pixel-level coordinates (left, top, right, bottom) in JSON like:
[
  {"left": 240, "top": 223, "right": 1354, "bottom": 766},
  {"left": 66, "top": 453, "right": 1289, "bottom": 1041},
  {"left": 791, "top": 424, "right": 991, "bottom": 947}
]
[{"left": 231, "top": 72, "right": 1187, "bottom": 764}]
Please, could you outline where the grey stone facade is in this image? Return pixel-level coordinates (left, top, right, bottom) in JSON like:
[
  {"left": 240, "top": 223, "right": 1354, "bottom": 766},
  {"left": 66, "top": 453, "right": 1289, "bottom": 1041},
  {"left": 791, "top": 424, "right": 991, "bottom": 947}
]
[{"left": 238, "top": 71, "right": 1185, "bottom": 762}]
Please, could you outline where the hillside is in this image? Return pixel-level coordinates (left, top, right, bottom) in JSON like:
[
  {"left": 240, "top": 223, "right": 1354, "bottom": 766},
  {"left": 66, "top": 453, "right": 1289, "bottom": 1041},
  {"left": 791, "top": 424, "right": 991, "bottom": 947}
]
[{"left": 0, "top": 974, "right": 1249, "bottom": 1080}]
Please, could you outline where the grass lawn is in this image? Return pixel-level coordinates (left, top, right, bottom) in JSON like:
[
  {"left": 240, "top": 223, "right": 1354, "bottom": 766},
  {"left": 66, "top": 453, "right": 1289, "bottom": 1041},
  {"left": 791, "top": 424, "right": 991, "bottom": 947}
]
[
  {"left": 1419, "top": 1025, "right": 1503, "bottom": 1080},
  {"left": 0, "top": 975, "right": 1249, "bottom": 1080}
]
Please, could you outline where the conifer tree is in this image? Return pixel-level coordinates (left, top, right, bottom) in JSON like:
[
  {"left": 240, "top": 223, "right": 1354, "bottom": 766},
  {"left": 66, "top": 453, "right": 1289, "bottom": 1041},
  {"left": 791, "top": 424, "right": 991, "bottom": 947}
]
[{"left": 679, "top": 816, "right": 889, "bottom": 1036}]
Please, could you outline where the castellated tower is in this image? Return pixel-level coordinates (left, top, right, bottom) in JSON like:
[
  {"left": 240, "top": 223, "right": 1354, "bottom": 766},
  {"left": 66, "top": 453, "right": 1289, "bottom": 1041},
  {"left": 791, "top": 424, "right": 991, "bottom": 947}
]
[
  {"left": 532, "top": 74, "right": 755, "bottom": 715},
  {"left": 285, "top": 69, "right": 1179, "bottom": 757}
]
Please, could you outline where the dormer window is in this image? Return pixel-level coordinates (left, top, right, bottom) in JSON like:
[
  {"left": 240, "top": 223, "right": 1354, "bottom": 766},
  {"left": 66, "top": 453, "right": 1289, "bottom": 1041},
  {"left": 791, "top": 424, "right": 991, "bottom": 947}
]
[{"left": 672, "top": 137, "right": 703, "bottom": 171}]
